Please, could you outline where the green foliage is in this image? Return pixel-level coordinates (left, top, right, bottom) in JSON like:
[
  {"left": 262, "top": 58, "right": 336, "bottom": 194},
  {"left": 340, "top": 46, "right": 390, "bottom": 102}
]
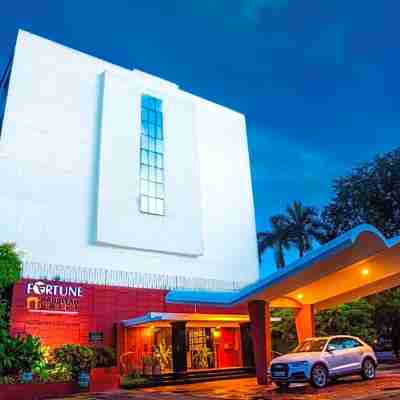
[
  {"left": 0, "top": 333, "right": 44, "bottom": 375},
  {"left": 192, "top": 346, "right": 213, "bottom": 369},
  {"left": 0, "top": 243, "right": 22, "bottom": 290},
  {"left": 120, "top": 371, "right": 149, "bottom": 388},
  {"left": 152, "top": 339, "right": 172, "bottom": 371},
  {"left": 271, "top": 308, "right": 297, "bottom": 353},
  {"left": 32, "top": 362, "right": 73, "bottom": 383},
  {"left": 258, "top": 201, "right": 327, "bottom": 268},
  {"left": 53, "top": 344, "right": 96, "bottom": 375},
  {"left": 316, "top": 300, "right": 376, "bottom": 344},
  {"left": 322, "top": 147, "right": 400, "bottom": 240},
  {"left": 93, "top": 346, "right": 116, "bottom": 368}
]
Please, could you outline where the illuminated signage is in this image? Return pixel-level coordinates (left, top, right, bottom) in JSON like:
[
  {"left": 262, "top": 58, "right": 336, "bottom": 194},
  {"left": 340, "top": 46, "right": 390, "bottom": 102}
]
[{"left": 26, "top": 281, "right": 83, "bottom": 314}]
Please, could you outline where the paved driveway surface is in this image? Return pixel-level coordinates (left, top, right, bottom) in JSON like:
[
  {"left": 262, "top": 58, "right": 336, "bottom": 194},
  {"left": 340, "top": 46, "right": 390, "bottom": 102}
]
[{"left": 54, "top": 372, "right": 400, "bottom": 400}]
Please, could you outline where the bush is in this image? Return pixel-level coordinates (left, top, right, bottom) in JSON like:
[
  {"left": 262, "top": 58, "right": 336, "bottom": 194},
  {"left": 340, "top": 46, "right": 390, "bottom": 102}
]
[
  {"left": 0, "top": 243, "right": 22, "bottom": 290},
  {"left": 93, "top": 346, "right": 116, "bottom": 368},
  {"left": 0, "top": 333, "right": 44, "bottom": 376},
  {"left": 53, "top": 345, "right": 96, "bottom": 376}
]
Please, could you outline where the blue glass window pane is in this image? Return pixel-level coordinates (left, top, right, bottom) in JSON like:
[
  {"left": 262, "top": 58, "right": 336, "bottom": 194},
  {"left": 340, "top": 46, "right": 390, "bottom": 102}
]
[
  {"left": 149, "top": 166, "right": 156, "bottom": 182},
  {"left": 148, "top": 181, "right": 156, "bottom": 197},
  {"left": 156, "top": 126, "right": 163, "bottom": 140},
  {"left": 156, "top": 112, "right": 162, "bottom": 127},
  {"left": 156, "top": 199, "right": 164, "bottom": 215},
  {"left": 156, "top": 168, "right": 163, "bottom": 183},
  {"left": 148, "top": 197, "right": 156, "bottom": 214},
  {"left": 142, "top": 122, "right": 149, "bottom": 136},
  {"left": 148, "top": 124, "right": 155, "bottom": 138},
  {"left": 141, "top": 150, "right": 149, "bottom": 165},
  {"left": 156, "top": 154, "right": 163, "bottom": 169},
  {"left": 156, "top": 140, "right": 163, "bottom": 153},
  {"left": 141, "top": 108, "right": 148, "bottom": 122},
  {"left": 140, "top": 195, "right": 148, "bottom": 213},
  {"left": 149, "top": 137, "right": 156, "bottom": 152},
  {"left": 155, "top": 98, "right": 162, "bottom": 111},
  {"left": 140, "top": 165, "right": 149, "bottom": 179},
  {"left": 140, "top": 180, "right": 148, "bottom": 195},
  {"left": 149, "top": 110, "right": 156, "bottom": 124},
  {"left": 156, "top": 183, "right": 164, "bottom": 197},
  {"left": 141, "top": 134, "right": 149, "bottom": 150},
  {"left": 149, "top": 151, "right": 156, "bottom": 167}
]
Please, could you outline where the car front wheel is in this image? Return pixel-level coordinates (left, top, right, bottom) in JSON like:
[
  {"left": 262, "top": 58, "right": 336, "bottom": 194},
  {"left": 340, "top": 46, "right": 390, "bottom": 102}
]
[
  {"left": 361, "top": 358, "right": 376, "bottom": 380},
  {"left": 310, "top": 364, "right": 328, "bottom": 388}
]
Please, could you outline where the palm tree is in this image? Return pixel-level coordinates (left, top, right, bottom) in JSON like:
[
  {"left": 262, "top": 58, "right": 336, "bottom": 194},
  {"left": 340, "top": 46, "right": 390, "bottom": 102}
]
[
  {"left": 257, "top": 215, "right": 291, "bottom": 268},
  {"left": 285, "top": 201, "right": 326, "bottom": 258}
]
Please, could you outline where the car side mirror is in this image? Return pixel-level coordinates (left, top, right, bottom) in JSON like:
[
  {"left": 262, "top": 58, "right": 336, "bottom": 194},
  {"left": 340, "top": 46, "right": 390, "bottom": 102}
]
[{"left": 327, "top": 345, "right": 336, "bottom": 352}]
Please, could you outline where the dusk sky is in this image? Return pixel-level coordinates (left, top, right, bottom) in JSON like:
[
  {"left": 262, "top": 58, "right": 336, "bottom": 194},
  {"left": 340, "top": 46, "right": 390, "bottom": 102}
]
[{"left": 1, "top": 1, "right": 399, "bottom": 274}]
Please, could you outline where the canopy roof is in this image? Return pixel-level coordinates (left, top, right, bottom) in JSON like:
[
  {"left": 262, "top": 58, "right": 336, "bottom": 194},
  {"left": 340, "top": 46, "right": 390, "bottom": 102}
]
[{"left": 166, "top": 224, "right": 400, "bottom": 311}]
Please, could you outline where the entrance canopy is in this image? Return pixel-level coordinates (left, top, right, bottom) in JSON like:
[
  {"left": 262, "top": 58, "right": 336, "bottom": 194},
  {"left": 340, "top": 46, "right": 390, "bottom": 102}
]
[
  {"left": 166, "top": 224, "right": 400, "bottom": 311},
  {"left": 122, "top": 312, "right": 281, "bottom": 327}
]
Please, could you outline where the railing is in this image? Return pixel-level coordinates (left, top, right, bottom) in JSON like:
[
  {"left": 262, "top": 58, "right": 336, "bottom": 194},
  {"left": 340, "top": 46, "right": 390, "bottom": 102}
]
[{"left": 21, "top": 262, "right": 246, "bottom": 292}]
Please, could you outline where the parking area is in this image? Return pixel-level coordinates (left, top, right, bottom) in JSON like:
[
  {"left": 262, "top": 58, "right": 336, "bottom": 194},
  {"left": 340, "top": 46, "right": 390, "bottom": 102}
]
[{"left": 56, "top": 371, "right": 400, "bottom": 400}]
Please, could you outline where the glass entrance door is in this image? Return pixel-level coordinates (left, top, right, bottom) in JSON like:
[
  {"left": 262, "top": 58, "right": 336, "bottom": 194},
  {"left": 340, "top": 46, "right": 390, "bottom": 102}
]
[{"left": 187, "top": 328, "right": 215, "bottom": 369}]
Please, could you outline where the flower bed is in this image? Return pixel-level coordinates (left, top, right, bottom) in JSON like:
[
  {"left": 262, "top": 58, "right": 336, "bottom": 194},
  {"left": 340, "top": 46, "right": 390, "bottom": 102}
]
[{"left": 0, "top": 382, "right": 77, "bottom": 400}]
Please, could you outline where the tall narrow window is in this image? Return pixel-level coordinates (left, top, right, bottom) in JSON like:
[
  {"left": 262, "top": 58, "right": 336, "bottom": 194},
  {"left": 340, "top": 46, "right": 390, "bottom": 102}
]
[{"left": 139, "top": 95, "right": 165, "bottom": 215}]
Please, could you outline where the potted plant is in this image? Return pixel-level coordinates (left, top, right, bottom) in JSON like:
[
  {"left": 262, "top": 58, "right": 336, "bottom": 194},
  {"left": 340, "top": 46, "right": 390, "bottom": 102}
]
[
  {"left": 152, "top": 339, "right": 172, "bottom": 373},
  {"left": 152, "top": 354, "right": 161, "bottom": 376},
  {"left": 193, "top": 346, "right": 214, "bottom": 369},
  {"left": 142, "top": 356, "right": 153, "bottom": 376},
  {"left": 53, "top": 345, "right": 95, "bottom": 390}
]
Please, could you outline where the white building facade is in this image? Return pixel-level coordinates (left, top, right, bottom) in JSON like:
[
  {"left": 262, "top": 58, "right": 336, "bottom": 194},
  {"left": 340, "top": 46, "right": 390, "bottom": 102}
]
[{"left": 0, "top": 31, "right": 258, "bottom": 286}]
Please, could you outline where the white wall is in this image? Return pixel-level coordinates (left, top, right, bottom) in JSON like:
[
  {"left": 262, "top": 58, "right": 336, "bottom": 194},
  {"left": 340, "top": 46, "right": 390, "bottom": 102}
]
[{"left": 0, "top": 30, "right": 259, "bottom": 283}]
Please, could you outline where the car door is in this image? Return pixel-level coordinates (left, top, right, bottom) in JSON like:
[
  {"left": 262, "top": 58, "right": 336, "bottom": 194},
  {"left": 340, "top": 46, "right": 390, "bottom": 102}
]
[
  {"left": 342, "top": 338, "right": 364, "bottom": 372},
  {"left": 323, "top": 338, "right": 348, "bottom": 376}
]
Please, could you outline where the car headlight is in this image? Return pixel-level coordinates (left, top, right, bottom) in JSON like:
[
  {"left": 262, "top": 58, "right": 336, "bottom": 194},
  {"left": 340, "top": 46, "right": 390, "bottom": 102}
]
[{"left": 290, "top": 361, "right": 309, "bottom": 369}]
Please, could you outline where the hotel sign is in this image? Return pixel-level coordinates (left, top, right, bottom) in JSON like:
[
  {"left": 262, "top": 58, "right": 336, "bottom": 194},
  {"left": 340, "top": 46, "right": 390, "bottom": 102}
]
[{"left": 26, "top": 281, "right": 83, "bottom": 314}]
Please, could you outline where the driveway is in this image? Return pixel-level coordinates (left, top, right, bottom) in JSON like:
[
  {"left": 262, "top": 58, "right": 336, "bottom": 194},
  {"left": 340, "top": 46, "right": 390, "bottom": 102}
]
[{"left": 53, "top": 372, "right": 400, "bottom": 400}]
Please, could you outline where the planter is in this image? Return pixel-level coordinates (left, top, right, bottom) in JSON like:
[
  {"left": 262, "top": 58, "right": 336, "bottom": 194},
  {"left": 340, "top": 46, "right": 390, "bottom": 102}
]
[
  {"left": 21, "top": 372, "right": 33, "bottom": 383},
  {"left": 0, "top": 382, "right": 77, "bottom": 400},
  {"left": 77, "top": 371, "right": 90, "bottom": 390},
  {"left": 143, "top": 364, "right": 153, "bottom": 376},
  {"left": 152, "top": 363, "right": 161, "bottom": 376},
  {"left": 90, "top": 367, "right": 120, "bottom": 392}
]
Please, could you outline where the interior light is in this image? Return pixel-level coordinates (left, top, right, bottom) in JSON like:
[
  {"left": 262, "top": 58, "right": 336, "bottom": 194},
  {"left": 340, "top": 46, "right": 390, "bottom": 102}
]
[
  {"left": 213, "top": 329, "right": 221, "bottom": 338},
  {"left": 296, "top": 293, "right": 304, "bottom": 300},
  {"left": 361, "top": 268, "right": 369, "bottom": 276}
]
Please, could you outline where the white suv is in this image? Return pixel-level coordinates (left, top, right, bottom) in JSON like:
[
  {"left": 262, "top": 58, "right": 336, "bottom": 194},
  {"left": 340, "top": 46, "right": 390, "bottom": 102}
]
[{"left": 270, "top": 335, "right": 377, "bottom": 389}]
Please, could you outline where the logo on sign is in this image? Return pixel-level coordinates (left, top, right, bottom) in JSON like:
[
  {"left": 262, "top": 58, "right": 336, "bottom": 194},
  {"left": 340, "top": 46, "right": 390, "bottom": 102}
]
[
  {"left": 27, "top": 281, "right": 83, "bottom": 297},
  {"left": 26, "top": 281, "right": 83, "bottom": 314}
]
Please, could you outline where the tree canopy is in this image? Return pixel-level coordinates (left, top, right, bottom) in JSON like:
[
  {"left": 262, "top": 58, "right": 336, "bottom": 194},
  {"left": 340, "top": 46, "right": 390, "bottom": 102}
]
[{"left": 322, "top": 147, "right": 400, "bottom": 240}]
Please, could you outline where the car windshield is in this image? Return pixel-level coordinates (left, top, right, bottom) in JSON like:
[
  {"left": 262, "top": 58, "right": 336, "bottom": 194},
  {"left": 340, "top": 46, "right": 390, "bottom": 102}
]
[{"left": 292, "top": 339, "right": 327, "bottom": 353}]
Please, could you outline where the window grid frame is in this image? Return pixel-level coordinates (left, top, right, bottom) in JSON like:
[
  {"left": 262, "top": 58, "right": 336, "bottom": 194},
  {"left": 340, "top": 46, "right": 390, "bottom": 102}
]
[{"left": 139, "top": 95, "right": 165, "bottom": 216}]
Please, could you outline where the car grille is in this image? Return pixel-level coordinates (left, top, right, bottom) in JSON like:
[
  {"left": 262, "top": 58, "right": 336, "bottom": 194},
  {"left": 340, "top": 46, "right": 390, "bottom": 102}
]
[{"left": 271, "top": 363, "right": 289, "bottom": 378}]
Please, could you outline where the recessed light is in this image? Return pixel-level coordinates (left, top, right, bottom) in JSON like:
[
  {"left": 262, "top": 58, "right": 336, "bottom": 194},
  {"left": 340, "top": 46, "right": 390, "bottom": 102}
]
[{"left": 361, "top": 268, "right": 369, "bottom": 276}]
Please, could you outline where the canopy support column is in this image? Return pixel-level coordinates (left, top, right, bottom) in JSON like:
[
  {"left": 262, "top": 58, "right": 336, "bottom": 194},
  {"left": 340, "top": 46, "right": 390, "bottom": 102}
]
[
  {"left": 295, "top": 304, "right": 315, "bottom": 343},
  {"left": 171, "top": 321, "right": 187, "bottom": 374},
  {"left": 248, "top": 300, "right": 271, "bottom": 385}
]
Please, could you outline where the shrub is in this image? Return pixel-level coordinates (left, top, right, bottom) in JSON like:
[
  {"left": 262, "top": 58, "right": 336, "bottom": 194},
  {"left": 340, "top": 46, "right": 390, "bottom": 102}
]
[
  {"left": 0, "top": 243, "right": 22, "bottom": 290},
  {"left": 53, "top": 345, "right": 96, "bottom": 376},
  {"left": 93, "top": 346, "right": 116, "bottom": 368},
  {"left": 0, "top": 333, "right": 44, "bottom": 376}
]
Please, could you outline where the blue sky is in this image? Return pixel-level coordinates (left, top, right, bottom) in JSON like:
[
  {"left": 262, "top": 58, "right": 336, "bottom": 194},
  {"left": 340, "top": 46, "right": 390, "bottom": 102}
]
[{"left": 0, "top": 1, "right": 399, "bottom": 274}]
